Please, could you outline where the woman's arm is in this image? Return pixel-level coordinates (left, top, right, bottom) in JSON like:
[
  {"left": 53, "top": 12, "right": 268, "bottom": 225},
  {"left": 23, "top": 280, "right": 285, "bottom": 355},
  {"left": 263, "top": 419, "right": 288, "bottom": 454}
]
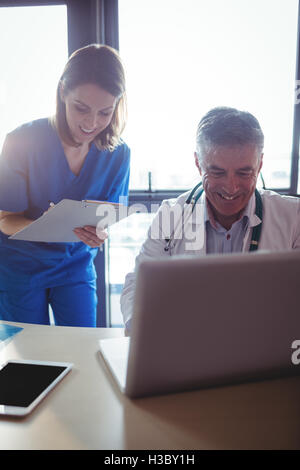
[
  {"left": 0, "top": 210, "right": 33, "bottom": 236},
  {"left": 0, "top": 209, "right": 108, "bottom": 246}
]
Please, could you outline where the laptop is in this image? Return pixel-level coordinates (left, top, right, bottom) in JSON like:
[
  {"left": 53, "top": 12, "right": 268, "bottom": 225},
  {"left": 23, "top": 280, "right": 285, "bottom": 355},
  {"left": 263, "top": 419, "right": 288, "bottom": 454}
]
[{"left": 99, "top": 250, "right": 300, "bottom": 398}]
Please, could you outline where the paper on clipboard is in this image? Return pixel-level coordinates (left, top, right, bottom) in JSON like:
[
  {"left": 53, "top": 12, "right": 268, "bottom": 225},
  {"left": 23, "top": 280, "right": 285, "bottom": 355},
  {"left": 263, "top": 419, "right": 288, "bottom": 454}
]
[{"left": 9, "top": 199, "right": 127, "bottom": 243}]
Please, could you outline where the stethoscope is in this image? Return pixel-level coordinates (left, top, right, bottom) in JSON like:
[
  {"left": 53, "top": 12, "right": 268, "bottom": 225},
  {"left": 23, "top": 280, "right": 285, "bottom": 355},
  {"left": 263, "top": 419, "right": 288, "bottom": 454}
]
[{"left": 164, "top": 182, "right": 263, "bottom": 252}]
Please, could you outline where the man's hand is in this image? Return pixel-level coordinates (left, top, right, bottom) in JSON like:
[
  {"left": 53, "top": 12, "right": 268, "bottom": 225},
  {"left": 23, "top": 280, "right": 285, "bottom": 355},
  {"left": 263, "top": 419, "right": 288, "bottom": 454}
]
[{"left": 73, "top": 226, "right": 108, "bottom": 248}]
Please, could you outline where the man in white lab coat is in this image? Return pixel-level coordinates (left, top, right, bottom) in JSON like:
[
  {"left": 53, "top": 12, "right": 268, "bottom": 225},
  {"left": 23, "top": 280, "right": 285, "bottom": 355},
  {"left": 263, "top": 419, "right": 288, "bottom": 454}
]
[{"left": 121, "top": 107, "right": 300, "bottom": 330}]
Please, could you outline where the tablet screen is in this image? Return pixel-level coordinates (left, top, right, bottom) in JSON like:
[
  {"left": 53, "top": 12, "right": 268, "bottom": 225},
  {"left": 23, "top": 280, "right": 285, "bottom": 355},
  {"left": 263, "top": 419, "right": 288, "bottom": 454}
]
[{"left": 0, "top": 362, "right": 69, "bottom": 408}]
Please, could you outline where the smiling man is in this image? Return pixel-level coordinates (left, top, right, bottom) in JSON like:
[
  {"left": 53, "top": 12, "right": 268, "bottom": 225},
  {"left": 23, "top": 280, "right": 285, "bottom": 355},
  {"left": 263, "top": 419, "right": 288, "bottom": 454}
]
[
  {"left": 196, "top": 146, "right": 262, "bottom": 231},
  {"left": 121, "top": 107, "right": 300, "bottom": 331},
  {"left": 193, "top": 107, "right": 264, "bottom": 253}
]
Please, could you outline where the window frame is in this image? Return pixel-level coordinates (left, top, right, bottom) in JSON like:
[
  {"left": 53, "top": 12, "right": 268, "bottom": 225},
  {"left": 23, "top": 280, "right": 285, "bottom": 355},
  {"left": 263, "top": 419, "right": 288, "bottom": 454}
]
[
  {"left": 1, "top": 0, "right": 299, "bottom": 193},
  {"left": 290, "top": 1, "right": 300, "bottom": 196},
  {"left": 1, "top": 0, "right": 300, "bottom": 328}
]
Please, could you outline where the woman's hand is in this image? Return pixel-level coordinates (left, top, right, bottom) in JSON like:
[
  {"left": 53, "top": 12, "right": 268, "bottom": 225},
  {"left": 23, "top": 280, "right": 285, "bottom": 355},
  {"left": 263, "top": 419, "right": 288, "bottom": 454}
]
[
  {"left": 73, "top": 226, "right": 108, "bottom": 248},
  {"left": 43, "top": 202, "right": 55, "bottom": 215}
]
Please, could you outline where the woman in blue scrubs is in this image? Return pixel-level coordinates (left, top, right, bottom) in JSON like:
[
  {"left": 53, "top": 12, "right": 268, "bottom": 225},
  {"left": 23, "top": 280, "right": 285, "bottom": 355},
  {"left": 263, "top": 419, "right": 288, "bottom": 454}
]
[{"left": 0, "top": 44, "right": 130, "bottom": 326}]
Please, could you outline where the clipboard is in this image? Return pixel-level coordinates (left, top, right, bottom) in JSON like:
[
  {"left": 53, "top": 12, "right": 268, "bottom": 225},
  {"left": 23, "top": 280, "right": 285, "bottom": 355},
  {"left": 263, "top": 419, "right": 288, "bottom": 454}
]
[{"left": 9, "top": 199, "right": 127, "bottom": 243}]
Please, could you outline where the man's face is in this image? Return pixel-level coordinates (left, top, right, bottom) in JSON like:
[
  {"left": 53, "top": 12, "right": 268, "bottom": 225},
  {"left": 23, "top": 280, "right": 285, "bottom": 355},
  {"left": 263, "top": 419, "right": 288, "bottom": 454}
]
[{"left": 195, "top": 144, "right": 263, "bottom": 229}]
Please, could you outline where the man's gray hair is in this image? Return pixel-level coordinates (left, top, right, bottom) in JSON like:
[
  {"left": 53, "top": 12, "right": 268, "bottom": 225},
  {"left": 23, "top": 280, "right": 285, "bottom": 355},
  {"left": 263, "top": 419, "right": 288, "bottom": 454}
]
[{"left": 196, "top": 107, "right": 264, "bottom": 161}]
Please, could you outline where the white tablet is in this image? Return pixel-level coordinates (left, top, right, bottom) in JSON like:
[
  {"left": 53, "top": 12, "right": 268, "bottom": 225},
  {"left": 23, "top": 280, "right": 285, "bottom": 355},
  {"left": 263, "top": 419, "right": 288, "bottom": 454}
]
[{"left": 0, "top": 359, "right": 73, "bottom": 417}]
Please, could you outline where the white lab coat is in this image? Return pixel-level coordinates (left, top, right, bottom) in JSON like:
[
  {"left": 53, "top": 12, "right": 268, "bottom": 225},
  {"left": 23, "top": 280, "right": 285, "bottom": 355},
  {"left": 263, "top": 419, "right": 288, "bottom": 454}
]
[{"left": 120, "top": 189, "right": 300, "bottom": 326}]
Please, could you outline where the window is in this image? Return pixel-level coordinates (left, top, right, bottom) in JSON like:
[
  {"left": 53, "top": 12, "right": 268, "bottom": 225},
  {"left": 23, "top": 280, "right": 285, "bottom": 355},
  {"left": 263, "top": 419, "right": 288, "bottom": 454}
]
[
  {"left": 104, "top": 0, "right": 300, "bottom": 327},
  {"left": 119, "top": 0, "right": 299, "bottom": 191},
  {"left": 0, "top": 4, "right": 68, "bottom": 150},
  {"left": 1, "top": 1, "right": 299, "bottom": 328},
  {"left": 108, "top": 212, "right": 155, "bottom": 326}
]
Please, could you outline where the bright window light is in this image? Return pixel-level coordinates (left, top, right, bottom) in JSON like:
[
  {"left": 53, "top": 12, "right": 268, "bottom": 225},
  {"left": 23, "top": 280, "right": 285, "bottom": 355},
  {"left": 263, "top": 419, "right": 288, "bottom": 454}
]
[
  {"left": 0, "top": 5, "right": 68, "bottom": 150},
  {"left": 119, "top": 0, "right": 298, "bottom": 190}
]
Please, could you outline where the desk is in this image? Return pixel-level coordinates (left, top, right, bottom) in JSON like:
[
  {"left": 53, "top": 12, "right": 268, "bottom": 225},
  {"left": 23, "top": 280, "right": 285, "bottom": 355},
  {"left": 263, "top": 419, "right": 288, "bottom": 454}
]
[{"left": 0, "top": 321, "right": 299, "bottom": 450}]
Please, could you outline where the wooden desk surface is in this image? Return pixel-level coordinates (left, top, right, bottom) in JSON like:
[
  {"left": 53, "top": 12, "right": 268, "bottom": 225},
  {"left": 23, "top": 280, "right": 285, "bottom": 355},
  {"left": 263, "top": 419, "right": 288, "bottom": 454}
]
[{"left": 0, "top": 321, "right": 299, "bottom": 450}]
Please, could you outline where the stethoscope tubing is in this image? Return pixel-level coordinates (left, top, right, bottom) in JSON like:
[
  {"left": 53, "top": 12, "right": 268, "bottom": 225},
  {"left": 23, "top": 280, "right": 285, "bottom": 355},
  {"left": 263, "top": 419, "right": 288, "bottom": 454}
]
[{"left": 164, "top": 183, "right": 263, "bottom": 253}]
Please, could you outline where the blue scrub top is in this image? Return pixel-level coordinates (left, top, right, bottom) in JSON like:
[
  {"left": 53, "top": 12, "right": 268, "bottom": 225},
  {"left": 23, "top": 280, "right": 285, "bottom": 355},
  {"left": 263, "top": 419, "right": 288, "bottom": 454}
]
[{"left": 0, "top": 118, "right": 130, "bottom": 289}]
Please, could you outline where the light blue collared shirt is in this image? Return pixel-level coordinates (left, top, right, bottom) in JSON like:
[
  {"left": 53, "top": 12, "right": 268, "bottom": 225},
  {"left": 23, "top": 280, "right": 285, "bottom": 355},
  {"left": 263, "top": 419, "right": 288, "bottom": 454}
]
[{"left": 205, "top": 194, "right": 255, "bottom": 254}]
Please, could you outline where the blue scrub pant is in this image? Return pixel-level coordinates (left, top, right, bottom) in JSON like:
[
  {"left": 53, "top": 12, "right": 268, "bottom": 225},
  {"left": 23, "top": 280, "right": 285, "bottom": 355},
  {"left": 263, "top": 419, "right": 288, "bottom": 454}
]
[{"left": 0, "top": 280, "right": 97, "bottom": 327}]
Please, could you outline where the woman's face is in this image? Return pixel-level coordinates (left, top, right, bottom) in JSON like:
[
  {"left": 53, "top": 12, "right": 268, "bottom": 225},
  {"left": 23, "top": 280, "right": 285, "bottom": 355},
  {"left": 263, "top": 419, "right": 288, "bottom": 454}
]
[{"left": 61, "top": 83, "right": 117, "bottom": 145}]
